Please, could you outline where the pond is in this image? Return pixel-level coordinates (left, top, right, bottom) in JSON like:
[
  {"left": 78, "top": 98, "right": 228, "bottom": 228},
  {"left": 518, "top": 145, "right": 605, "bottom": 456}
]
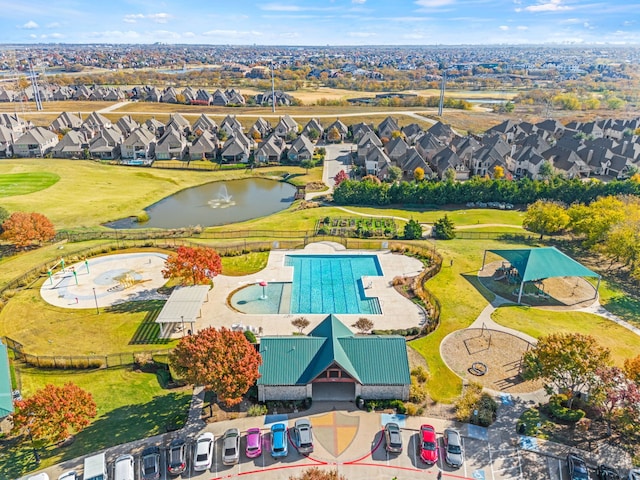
[{"left": 106, "top": 178, "right": 296, "bottom": 229}]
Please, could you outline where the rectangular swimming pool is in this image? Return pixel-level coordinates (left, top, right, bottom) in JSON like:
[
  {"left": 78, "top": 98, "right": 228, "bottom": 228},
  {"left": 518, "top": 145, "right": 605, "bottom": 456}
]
[{"left": 285, "top": 254, "right": 383, "bottom": 314}]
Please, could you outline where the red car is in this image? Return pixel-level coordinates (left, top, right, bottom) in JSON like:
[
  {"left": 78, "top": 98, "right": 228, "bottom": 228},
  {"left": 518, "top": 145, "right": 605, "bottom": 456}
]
[{"left": 419, "top": 424, "right": 439, "bottom": 464}]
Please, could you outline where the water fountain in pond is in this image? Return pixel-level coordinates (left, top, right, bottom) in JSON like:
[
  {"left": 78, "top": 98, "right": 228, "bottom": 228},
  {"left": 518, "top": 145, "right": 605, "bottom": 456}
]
[{"left": 207, "top": 184, "right": 236, "bottom": 208}]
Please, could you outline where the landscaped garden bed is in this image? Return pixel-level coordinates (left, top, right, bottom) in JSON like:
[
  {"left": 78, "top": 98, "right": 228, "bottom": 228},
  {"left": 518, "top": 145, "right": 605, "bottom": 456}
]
[{"left": 315, "top": 216, "right": 397, "bottom": 238}]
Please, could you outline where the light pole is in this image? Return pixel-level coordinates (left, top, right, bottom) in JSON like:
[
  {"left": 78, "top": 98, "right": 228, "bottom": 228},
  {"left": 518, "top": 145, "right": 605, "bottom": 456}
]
[{"left": 92, "top": 288, "right": 99, "bottom": 315}]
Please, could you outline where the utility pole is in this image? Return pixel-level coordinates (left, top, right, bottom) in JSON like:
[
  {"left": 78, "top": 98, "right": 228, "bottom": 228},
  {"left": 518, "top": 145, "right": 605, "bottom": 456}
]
[
  {"left": 28, "top": 57, "right": 43, "bottom": 111},
  {"left": 438, "top": 70, "right": 446, "bottom": 117},
  {"left": 271, "top": 61, "right": 276, "bottom": 113}
]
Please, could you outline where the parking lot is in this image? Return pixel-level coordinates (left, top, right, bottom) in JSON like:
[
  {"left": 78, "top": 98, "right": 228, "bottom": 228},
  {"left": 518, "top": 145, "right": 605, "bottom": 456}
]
[{"left": 106, "top": 416, "right": 532, "bottom": 480}]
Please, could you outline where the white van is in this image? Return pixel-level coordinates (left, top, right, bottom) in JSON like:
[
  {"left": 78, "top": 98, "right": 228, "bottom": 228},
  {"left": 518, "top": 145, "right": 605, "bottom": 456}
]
[
  {"left": 27, "top": 473, "right": 50, "bottom": 480},
  {"left": 83, "top": 453, "right": 107, "bottom": 480},
  {"left": 113, "top": 455, "right": 134, "bottom": 480}
]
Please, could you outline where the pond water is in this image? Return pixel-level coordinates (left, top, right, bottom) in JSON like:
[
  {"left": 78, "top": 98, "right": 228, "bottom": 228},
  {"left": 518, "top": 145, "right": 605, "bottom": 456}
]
[{"left": 106, "top": 178, "right": 296, "bottom": 229}]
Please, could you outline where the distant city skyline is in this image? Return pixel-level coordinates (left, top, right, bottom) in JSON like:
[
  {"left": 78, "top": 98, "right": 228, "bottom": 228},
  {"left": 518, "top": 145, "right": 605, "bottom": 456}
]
[{"left": 1, "top": 0, "right": 639, "bottom": 46}]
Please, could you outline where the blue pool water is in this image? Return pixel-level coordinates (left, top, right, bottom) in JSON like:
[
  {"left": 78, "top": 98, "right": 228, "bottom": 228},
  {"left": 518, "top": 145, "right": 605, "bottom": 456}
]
[{"left": 230, "top": 254, "right": 383, "bottom": 315}]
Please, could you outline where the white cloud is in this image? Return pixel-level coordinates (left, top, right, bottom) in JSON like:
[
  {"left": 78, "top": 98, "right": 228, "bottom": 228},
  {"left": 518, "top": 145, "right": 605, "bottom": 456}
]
[
  {"left": 29, "top": 33, "right": 37, "bottom": 38},
  {"left": 21, "top": 20, "right": 39, "bottom": 29},
  {"left": 499, "top": 25, "right": 509, "bottom": 30},
  {"left": 46, "top": 22, "right": 61, "bottom": 28},
  {"left": 183, "top": 32, "right": 196, "bottom": 38},
  {"left": 403, "top": 33, "right": 425, "bottom": 39},
  {"left": 261, "top": 3, "right": 302, "bottom": 11},
  {"left": 123, "top": 13, "right": 170, "bottom": 24},
  {"left": 415, "top": 0, "right": 455, "bottom": 7},
  {"left": 202, "top": 29, "right": 263, "bottom": 37},
  {"left": 348, "top": 31, "right": 377, "bottom": 37},
  {"left": 352, "top": 0, "right": 366, "bottom": 3},
  {"left": 40, "top": 32, "right": 64, "bottom": 39},
  {"left": 524, "top": 0, "right": 570, "bottom": 12},
  {"left": 516, "top": 25, "right": 528, "bottom": 30}
]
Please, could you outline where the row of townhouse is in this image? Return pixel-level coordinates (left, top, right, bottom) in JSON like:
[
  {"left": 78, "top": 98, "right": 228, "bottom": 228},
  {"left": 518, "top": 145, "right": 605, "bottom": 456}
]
[
  {"left": 0, "top": 112, "right": 326, "bottom": 164},
  {"left": 354, "top": 116, "right": 640, "bottom": 183},
  {"left": 0, "top": 84, "right": 295, "bottom": 107}
]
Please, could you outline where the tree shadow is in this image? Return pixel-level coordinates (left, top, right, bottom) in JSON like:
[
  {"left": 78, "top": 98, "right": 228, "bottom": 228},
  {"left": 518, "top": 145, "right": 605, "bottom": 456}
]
[{"left": 0, "top": 391, "right": 191, "bottom": 479}]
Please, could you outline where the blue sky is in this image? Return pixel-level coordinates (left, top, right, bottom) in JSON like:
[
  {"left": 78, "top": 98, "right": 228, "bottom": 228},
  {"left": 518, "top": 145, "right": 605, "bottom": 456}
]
[{"left": 1, "top": 0, "right": 639, "bottom": 45}]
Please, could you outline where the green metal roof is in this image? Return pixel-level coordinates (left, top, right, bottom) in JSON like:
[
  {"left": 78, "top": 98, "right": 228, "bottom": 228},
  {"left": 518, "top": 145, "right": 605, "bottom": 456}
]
[
  {"left": 488, "top": 247, "right": 599, "bottom": 283},
  {"left": 0, "top": 342, "right": 14, "bottom": 418},
  {"left": 258, "top": 315, "right": 410, "bottom": 386}
]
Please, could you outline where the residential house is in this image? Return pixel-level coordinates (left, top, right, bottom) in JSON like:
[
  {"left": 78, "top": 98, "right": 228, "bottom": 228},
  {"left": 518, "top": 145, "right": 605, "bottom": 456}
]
[
  {"left": 274, "top": 115, "right": 299, "bottom": 138},
  {"left": 225, "top": 89, "right": 245, "bottom": 105},
  {"left": 428, "top": 121, "right": 457, "bottom": 144},
  {"left": 384, "top": 136, "right": 409, "bottom": 163},
  {"left": 160, "top": 87, "right": 179, "bottom": 104},
  {"left": 257, "top": 315, "right": 410, "bottom": 402},
  {"left": 88, "top": 127, "right": 122, "bottom": 160},
  {"left": 350, "top": 122, "right": 374, "bottom": 143},
  {"left": 81, "top": 112, "right": 112, "bottom": 137},
  {"left": 287, "top": 134, "right": 315, "bottom": 163},
  {"left": 430, "top": 147, "right": 469, "bottom": 180},
  {"left": 415, "top": 132, "right": 445, "bottom": 163},
  {"left": 364, "top": 145, "right": 392, "bottom": 177},
  {"left": 325, "top": 119, "right": 348, "bottom": 143},
  {"left": 356, "top": 131, "right": 383, "bottom": 167},
  {"left": 194, "top": 89, "right": 213, "bottom": 105},
  {"left": 220, "top": 115, "right": 244, "bottom": 137},
  {"left": 248, "top": 117, "right": 271, "bottom": 140},
  {"left": 401, "top": 123, "right": 423, "bottom": 144},
  {"left": 181, "top": 87, "right": 196, "bottom": 104},
  {"left": 212, "top": 89, "right": 229, "bottom": 106},
  {"left": 255, "top": 135, "right": 285, "bottom": 164},
  {"left": 377, "top": 116, "right": 400, "bottom": 140},
  {"left": 166, "top": 113, "right": 191, "bottom": 136},
  {"left": 192, "top": 114, "right": 218, "bottom": 135},
  {"left": 220, "top": 135, "right": 250, "bottom": 163},
  {"left": 189, "top": 131, "right": 218, "bottom": 160},
  {"left": 0, "top": 113, "right": 29, "bottom": 134},
  {"left": 50, "top": 112, "right": 82, "bottom": 133},
  {"left": 154, "top": 126, "right": 187, "bottom": 160},
  {"left": 13, "top": 127, "right": 59, "bottom": 157},
  {"left": 51, "top": 130, "right": 88, "bottom": 159},
  {"left": 398, "top": 147, "right": 432, "bottom": 180},
  {"left": 0, "top": 125, "right": 16, "bottom": 157},
  {"left": 255, "top": 90, "right": 293, "bottom": 106},
  {"left": 145, "top": 118, "right": 166, "bottom": 138},
  {"left": 302, "top": 118, "right": 324, "bottom": 140},
  {"left": 116, "top": 115, "right": 140, "bottom": 136},
  {"left": 120, "top": 127, "right": 156, "bottom": 163}
]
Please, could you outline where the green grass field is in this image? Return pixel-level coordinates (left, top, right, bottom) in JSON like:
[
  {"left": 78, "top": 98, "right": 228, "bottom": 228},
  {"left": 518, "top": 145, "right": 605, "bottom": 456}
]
[
  {"left": 0, "top": 172, "right": 61, "bottom": 198},
  {"left": 221, "top": 251, "right": 270, "bottom": 276},
  {"left": 491, "top": 305, "right": 640, "bottom": 366},
  {"left": 0, "top": 366, "right": 191, "bottom": 480}
]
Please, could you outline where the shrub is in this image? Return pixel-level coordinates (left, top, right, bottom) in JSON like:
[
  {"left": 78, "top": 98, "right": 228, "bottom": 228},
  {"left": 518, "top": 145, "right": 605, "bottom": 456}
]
[
  {"left": 244, "top": 330, "right": 257, "bottom": 344},
  {"left": 405, "top": 403, "right": 418, "bottom": 416},
  {"left": 409, "top": 378, "right": 428, "bottom": 403},
  {"left": 454, "top": 383, "right": 498, "bottom": 426},
  {"left": 411, "top": 366, "right": 429, "bottom": 383},
  {"left": 548, "top": 394, "right": 585, "bottom": 423},
  {"left": 157, "top": 369, "right": 171, "bottom": 388}
]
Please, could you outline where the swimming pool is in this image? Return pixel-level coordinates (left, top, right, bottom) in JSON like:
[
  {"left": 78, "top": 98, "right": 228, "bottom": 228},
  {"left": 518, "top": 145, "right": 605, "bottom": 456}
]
[{"left": 230, "top": 254, "right": 383, "bottom": 315}]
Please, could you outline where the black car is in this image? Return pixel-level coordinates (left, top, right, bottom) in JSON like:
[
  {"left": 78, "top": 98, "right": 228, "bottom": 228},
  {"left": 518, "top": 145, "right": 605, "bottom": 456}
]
[
  {"left": 141, "top": 446, "right": 161, "bottom": 480},
  {"left": 567, "top": 453, "right": 590, "bottom": 480},
  {"left": 167, "top": 438, "right": 187, "bottom": 476},
  {"left": 383, "top": 422, "right": 403, "bottom": 454},
  {"left": 596, "top": 464, "right": 620, "bottom": 480}
]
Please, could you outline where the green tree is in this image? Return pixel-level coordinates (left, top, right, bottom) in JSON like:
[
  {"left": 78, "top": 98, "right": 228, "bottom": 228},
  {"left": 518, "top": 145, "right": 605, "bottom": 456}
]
[
  {"left": 433, "top": 214, "right": 456, "bottom": 240},
  {"left": 403, "top": 219, "right": 423, "bottom": 240},
  {"left": 300, "top": 159, "right": 314, "bottom": 173},
  {"left": 387, "top": 165, "right": 402, "bottom": 182},
  {"left": 522, "top": 200, "right": 570, "bottom": 240},
  {"left": 327, "top": 126, "right": 341, "bottom": 143},
  {"left": 568, "top": 196, "right": 626, "bottom": 247},
  {"left": 170, "top": 327, "right": 262, "bottom": 406},
  {"left": 0, "top": 206, "right": 9, "bottom": 233},
  {"left": 606, "top": 97, "right": 625, "bottom": 110},
  {"left": 522, "top": 332, "right": 610, "bottom": 405},
  {"left": 307, "top": 128, "right": 320, "bottom": 141},
  {"left": 538, "top": 160, "right": 554, "bottom": 180},
  {"left": 443, "top": 167, "right": 456, "bottom": 183},
  {"left": 504, "top": 101, "right": 515, "bottom": 113}
]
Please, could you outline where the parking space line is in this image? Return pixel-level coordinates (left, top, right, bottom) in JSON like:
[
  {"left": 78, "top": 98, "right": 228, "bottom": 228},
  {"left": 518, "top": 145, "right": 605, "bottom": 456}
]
[
  {"left": 462, "top": 437, "right": 467, "bottom": 478},
  {"left": 488, "top": 442, "right": 495, "bottom": 480},
  {"left": 558, "top": 458, "right": 564, "bottom": 480}
]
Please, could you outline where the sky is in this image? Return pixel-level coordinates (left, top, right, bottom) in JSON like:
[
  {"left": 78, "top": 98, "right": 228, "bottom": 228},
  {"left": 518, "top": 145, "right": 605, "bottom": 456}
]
[{"left": 1, "top": 0, "right": 639, "bottom": 45}]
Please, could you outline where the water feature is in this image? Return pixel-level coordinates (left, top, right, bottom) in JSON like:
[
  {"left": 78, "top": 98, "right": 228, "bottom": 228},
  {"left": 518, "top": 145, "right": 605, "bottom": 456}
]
[{"left": 105, "top": 178, "right": 296, "bottom": 229}]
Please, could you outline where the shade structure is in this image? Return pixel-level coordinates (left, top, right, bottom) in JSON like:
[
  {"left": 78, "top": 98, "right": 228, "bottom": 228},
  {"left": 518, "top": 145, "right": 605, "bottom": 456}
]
[
  {"left": 0, "top": 341, "right": 13, "bottom": 418},
  {"left": 482, "top": 247, "right": 600, "bottom": 304},
  {"left": 155, "top": 285, "right": 210, "bottom": 338}
]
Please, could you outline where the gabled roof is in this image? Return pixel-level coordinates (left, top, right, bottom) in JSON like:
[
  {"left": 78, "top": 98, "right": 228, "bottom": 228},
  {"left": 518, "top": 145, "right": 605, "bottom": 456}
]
[
  {"left": 15, "top": 126, "right": 58, "bottom": 145},
  {"left": 258, "top": 315, "right": 410, "bottom": 386},
  {"left": 0, "top": 342, "right": 13, "bottom": 418},
  {"left": 488, "top": 247, "right": 599, "bottom": 283}
]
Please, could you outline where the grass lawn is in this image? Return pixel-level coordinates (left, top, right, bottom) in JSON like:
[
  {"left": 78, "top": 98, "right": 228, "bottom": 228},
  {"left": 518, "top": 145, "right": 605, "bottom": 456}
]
[
  {"left": 0, "top": 279, "right": 177, "bottom": 355},
  {"left": 0, "top": 172, "right": 61, "bottom": 197},
  {"left": 0, "top": 159, "right": 320, "bottom": 229},
  {"left": 594, "top": 278, "right": 640, "bottom": 327},
  {"left": 409, "top": 236, "right": 536, "bottom": 402},
  {"left": 491, "top": 305, "right": 640, "bottom": 366},
  {"left": 221, "top": 251, "right": 269, "bottom": 276},
  {"left": 0, "top": 366, "right": 191, "bottom": 480}
]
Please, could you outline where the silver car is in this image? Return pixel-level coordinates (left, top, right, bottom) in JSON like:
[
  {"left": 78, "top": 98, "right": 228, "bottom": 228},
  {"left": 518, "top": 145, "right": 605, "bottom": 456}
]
[
  {"left": 222, "top": 428, "right": 241, "bottom": 465},
  {"left": 293, "top": 419, "right": 314, "bottom": 454},
  {"left": 444, "top": 428, "right": 464, "bottom": 468}
]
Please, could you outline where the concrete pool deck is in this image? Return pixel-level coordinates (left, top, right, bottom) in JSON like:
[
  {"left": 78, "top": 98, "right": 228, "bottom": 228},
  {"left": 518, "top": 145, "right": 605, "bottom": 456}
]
[{"left": 196, "top": 242, "right": 427, "bottom": 336}]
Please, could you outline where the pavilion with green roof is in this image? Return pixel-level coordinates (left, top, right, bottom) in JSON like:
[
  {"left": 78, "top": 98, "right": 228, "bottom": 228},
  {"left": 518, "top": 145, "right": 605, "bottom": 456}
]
[
  {"left": 0, "top": 341, "right": 14, "bottom": 419},
  {"left": 481, "top": 247, "right": 601, "bottom": 304},
  {"left": 257, "top": 315, "right": 410, "bottom": 402}
]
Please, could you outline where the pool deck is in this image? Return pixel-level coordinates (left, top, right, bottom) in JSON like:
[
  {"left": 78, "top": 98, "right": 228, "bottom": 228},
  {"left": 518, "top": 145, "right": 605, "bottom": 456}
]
[{"left": 196, "top": 242, "right": 426, "bottom": 336}]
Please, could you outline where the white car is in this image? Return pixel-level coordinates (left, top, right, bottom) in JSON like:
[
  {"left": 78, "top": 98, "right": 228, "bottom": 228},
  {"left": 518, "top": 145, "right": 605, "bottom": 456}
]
[
  {"left": 444, "top": 428, "right": 464, "bottom": 468},
  {"left": 193, "top": 432, "right": 215, "bottom": 472},
  {"left": 222, "top": 428, "right": 241, "bottom": 465},
  {"left": 57, "top": 473, "right": 77, "bottom": 480}
]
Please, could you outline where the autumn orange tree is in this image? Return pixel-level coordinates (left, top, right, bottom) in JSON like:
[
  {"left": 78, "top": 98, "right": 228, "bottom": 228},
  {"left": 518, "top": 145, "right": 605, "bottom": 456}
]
[
  {"left": 170, "top": 327, "right": 262, "bottom": 406},
  {"left": 162, "top": 246, "right": 222, "bottom": 285},
  {"left": 1, "top": 212, "right": 55, "bottom": 247},
  {"left": 289, "top": 468, "right": 346, "bottom": 480},
  {"left": 12, "top": 383, "right": 97, "bottom": 443}
]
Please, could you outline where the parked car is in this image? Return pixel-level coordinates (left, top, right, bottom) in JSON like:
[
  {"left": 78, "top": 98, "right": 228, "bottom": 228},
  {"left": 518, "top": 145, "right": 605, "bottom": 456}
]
[
  {"left": 167, "top": 438, "right": 187, "bottom": 476},
  {"left": 57, "top": 472, "right": 76, "bottom": 480},
  {"left": 596, "top": 464, "right": 620, "bottom": 480},
  {"left": 193, "top": 432, "right": 215, "bottom": 472},
  {"left": 27, "top": 474, "right": 49, "bottom": 480},
  {"left": 443, "top": 428, "right": 463, "bottom": 468},
  {"left": 630, "top": 469, "right": 640, "bottom": 480},
  {"left": 419, "top": 424, "right": 438, "bottom": 464},
  {"left": 245, "top": 427, "right": 263, "bottom": 459},
  {"left": 383, "top": 422, "right": 403, "bottom": 454},
  {"left": 293, "top": 419, "right": 314, "bottom": 454},
  {"left": 141, "top": 446, "right": 160, "bottom": 480},
  {"left": 567, "top": 453, "right": 590, "bottom": 480},
  {"left": 114, "top": 454, "right": 135, "bottom": 480},
  {"left": 222, "top": 428, "right": 241, "bottom": 465},
  {"left": 271, "top": 423, "right": 289, "bottom": 458}
]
